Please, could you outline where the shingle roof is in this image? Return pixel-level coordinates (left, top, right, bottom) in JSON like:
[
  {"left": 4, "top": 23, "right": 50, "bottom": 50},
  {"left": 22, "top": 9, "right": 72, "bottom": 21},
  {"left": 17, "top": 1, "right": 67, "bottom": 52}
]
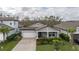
[
  {"left": 19, "top": 27, "right": 35, "bottom": 30},
  {"left": 54, "top": 21, "right": 79, "bottom": 30},
  {"left": 20, "top": 23, "right": 47, "bottom": 30},
  {"left": 20, "top": 23, "right": 60, "bottom": 31},
  {"left": 28, "top": 23, "right": 47, "bottom": 30},
  {"left": 0, "top": 16, "right": 18, "bottom": 21}
]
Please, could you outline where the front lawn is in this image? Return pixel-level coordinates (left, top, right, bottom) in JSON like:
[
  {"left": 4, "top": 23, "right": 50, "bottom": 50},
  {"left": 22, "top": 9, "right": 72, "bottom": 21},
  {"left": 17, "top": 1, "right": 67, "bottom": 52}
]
[
  {"left": 36, "top": 44, "right": 79, "bottom": 51},
  {"left": 36, "top": 37, "right": 79, "bottom": 51},
  {"left": 37, "top": 44, "right": 55, "bottom": 51},
  {"left": 0, "top": 32, "right": 22, "bottom": 51},
  {"left": 0, "top": 39, "right": 21, "bottom": 51}
]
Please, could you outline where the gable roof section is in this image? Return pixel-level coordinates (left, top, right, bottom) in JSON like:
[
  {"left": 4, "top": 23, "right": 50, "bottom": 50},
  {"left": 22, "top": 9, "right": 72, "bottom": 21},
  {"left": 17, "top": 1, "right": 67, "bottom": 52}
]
[{"left": 54, "top": 21, "right": 79, "bottom": 31}]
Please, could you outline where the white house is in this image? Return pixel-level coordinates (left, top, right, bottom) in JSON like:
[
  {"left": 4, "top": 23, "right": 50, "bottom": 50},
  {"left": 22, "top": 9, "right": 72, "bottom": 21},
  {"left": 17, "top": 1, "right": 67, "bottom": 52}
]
[{"left": 0, "top": 16, "right": 18, "bottom": 41}]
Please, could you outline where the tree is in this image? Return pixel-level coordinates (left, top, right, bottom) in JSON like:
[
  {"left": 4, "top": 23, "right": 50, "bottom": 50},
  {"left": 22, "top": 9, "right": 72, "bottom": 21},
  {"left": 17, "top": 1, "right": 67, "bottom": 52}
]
[
  {"left": 20, "top": 15, "right": 62, "bottom": 27},
  {"left": 20, "top": 17, "right": 32, "bottom": 27},
  {"left": 67, "top": 27, "right": 76, "bottom": 43},
  {"left": 0, "top": 26, "right": 10, "bottom": 41}
]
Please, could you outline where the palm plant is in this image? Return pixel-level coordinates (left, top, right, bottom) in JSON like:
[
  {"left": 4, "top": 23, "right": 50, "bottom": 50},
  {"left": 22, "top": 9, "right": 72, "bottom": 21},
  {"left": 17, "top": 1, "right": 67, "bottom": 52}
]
[
  {"left": 0, "top": 26, "right": 10, "bottom": 41},
  {"left": 67, "top": 27, "right": 76, "bottom": 43}
]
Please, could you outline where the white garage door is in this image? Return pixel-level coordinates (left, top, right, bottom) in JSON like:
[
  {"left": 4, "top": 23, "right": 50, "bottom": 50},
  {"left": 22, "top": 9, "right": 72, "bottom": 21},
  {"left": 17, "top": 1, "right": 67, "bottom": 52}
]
[{"left": 22, "top": 30, "right": 37, "bottom": 38}]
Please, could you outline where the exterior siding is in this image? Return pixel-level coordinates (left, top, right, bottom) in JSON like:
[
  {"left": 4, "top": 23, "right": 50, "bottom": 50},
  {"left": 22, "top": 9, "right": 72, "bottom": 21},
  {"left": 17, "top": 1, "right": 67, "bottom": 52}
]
[
  {"left": 8, "top": 30, "right": 16, "bottom": 36},
  {"left": 36, "top": 27, "right": 59, "bottom": 38},
  {"left": 2, "top": 21, "right": 18, "bottom": 28},
  {"left": 37, "top": 27, "right": 59, "bottom": 32},
  {"left": 0, "top": 33, "right": 3, "bottom": 41},
  {"left": 0, "top": 20, "right": 19, "bottom": 42}
]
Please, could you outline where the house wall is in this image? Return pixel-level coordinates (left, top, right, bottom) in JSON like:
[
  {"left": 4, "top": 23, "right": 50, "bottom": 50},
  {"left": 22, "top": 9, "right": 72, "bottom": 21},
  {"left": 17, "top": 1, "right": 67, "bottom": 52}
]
[
  {"left": 0, "top": 20, "right": 19, "bottom": 35},
  {"left": 36, "top": 27, "right": 59, "bottom": 38},
  {"left": 76, "top": 27, "right": 79, "bottom": 32},
  {"left": 0, "top": 33, "right": 3, "bottom": 41},
  {"left": 37, "top": 27, "right": 59, "bottom": 32},
  {"left": 8, "top": 30, "right": 16, "bottom": 36},
  {"left": 0, "top": 21, "right": 18, "bottom": 28}
]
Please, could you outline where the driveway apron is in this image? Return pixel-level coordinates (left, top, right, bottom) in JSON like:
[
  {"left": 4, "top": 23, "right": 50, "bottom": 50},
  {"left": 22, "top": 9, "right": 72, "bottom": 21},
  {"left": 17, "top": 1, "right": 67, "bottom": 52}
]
[{"left": 12, "top": 38, "right": 36, "bottom": 51}]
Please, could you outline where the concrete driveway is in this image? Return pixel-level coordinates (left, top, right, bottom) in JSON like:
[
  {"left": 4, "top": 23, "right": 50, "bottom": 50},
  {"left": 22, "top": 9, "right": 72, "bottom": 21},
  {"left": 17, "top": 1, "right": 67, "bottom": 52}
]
[{"left": 12, "top": 38, "right": 36, "bottom": 51}]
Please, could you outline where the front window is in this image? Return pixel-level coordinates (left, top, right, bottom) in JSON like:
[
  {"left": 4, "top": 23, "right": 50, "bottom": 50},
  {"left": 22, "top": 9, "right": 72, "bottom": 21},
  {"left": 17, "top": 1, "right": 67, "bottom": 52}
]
[
  {"left": 49, "top": 32, "right": 57, "bottom": 38},
  {"left": 38, "top": 32, "right": 47, "bottom": 38}
]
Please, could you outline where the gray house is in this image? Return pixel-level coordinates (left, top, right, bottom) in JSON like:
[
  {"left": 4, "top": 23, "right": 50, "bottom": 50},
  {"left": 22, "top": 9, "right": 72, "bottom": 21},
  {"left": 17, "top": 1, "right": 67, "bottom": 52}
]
[{"left": 20, "top": 23, "right": 60, "bottom": 39}]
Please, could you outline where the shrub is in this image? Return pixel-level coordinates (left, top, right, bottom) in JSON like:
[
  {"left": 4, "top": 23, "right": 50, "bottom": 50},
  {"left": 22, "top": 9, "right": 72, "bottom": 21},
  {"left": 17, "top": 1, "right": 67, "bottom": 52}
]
[
  {"left": 59, "top": 33, "right": 70, "bottom": 42},
  {"left": 52, "top": 37, "right": 65, "bottom": 50},
  {"left": 37, "top": 38, "right": 48, "bottom": 45},
  {"left": 47, "top": 38, "right": 53, "bottom": 44},
  {"left": 6, "top": 32, "right": 22, "bottom": 42},
  {"left": 37, "top": 37, "right": 63, "bottom": 45}
]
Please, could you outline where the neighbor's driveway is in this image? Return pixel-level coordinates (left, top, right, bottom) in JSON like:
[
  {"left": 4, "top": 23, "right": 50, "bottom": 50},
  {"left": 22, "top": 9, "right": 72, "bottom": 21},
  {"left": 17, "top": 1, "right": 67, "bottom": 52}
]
[{"left": 12, "top": 38, "right": 36, "bottom": 51}]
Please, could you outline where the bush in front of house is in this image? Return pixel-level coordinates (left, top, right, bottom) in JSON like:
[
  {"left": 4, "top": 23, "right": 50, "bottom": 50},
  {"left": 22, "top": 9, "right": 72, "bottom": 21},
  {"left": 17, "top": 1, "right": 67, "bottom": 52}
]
[
  {"left": 47, "top": 38, "right": 53, "bottom": 44},
  {"left": 37, "top": 38, "right": 48, "bottom": 45},
  {"left": 52, "top": 37, "right": 65, "bottom": 50},
  {"left": 37, "top": 37, "right": 63, "bottom": 45},
  {"left": 6, "top": 32, "right": 22, "bottom": 42},
  {"left": 59, "top": 33, "right": 70, "bottom": 42}
]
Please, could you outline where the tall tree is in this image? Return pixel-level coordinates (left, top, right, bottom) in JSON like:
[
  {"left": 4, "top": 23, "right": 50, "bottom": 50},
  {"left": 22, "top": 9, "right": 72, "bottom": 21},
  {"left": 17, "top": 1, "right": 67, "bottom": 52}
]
[{"left": 20, "top": 15, "right": 62, "bottom": 27}]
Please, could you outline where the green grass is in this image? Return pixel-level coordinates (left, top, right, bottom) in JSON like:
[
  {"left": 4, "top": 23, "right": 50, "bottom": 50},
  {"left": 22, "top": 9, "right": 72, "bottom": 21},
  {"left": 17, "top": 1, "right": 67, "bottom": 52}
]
[
  {"left": 59, "top": 44, "right": 79, "bottom": 51},
  {"left": 0, "top": 39, "right": 21, "bottom": 51},
  {"left": 36, "top": 44, "right": 79, "bottom": 51},
  {"left": 37, "top": 44, "right": 55, "bottom": 51}
]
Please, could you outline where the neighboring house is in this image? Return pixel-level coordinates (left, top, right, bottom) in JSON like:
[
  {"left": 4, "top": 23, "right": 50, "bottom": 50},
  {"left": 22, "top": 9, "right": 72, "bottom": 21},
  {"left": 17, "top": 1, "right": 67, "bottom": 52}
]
[
  {"left": 0, "top": 16, "right": 18, "bottom": 41},
  {"left": 54, "top": 21, "right": 79, "bottom": 40}
]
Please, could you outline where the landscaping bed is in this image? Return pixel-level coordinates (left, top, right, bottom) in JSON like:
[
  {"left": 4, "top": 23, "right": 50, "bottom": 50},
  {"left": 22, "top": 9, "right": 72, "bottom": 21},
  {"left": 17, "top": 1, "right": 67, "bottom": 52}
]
[
  {"left": 36, "top": 43, "right": 79, "bottom": 51},
  {"left": 36, "top": 33, "right": 79, "bottom": 51},
  {"left": 0, "top": 32, "right": 22, "bottom": 51}
]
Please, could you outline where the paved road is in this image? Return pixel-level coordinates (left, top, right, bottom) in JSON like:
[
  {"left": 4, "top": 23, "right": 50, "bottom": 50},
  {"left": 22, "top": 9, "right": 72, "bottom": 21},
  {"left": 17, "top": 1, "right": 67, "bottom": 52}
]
[{"left": 12, "top": 38, "right": 36, "bottom": 51}]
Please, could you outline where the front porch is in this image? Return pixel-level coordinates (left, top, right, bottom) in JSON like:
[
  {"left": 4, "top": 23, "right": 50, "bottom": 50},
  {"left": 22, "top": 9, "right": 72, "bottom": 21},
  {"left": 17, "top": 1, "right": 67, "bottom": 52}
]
[{"left": 38, "top": 32, "right": 58, "bottom": 38}]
